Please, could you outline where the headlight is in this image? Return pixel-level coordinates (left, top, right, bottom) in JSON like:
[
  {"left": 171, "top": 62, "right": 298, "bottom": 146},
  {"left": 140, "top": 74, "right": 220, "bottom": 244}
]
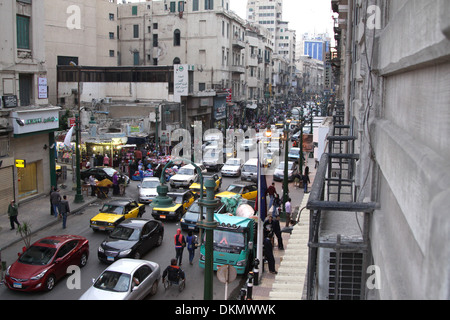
[
  {"left": 31, "top": 269, "right": 49, "bottom": 280},
  {"left": 118, "top": 249, "right": 132, "bottom": 257},
  {"left": 91, "top": 220, "right": 97, "bottom": 225},
  {"left": 236, "top": 260, "right": 247, "bottom": 267},
  {"left": 108, "top": 222, "right": 115, "bottom": 226},
  {"left": 98, "top": 246, "right": 104, "bottom": 253},
  {"left": 5, "top": 265, "right": 11, "bottom": 276},
  {"left": 180, "top": 218, "right": 185, "bottom": 223}
]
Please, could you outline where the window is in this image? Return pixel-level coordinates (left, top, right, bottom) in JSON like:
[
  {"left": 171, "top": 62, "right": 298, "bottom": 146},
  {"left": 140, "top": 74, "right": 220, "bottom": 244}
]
[
  {"left": 132, "top": 6, "right": 138, "bottom": 15},
  {"left": 109, "top": 50, "right": 115, "bottom": 57},
  {"left": 153, "top": 23, "right": 158, "bottom": 30},
  {"left": 109, "top": 13, "right": 115, "bottom": 21},
  {"left": 170, "top": 1, "right": 176, "bottom": 12},
  {"left": 205, "top": 0, "right": 213, "bottom": 10},
  {"left": 178, "top": 1, "right": 184, "bottom": 12},
  {"left": 109, "top": 32, "right": 114, "bottom": 39},
  {"left": 173, "top": 57, "right": 181, "bottom": 65},
  {"left": 133, "top": 52, "right": 139, "bottom": 65},
  {"left": 173, "top": 29, "right": 180, "bottom": 46},
  {"left": 153, "top": 34, "right": 158, "bottom": 47},
  {"left": 133, "top": 25, "right": 139, "bottom": 38},
  {"left": 16, "top": 15, "right": 30, "bottom": 49},
  {"left": 193, "top": 0, "right": 199, "bottom": 11}
]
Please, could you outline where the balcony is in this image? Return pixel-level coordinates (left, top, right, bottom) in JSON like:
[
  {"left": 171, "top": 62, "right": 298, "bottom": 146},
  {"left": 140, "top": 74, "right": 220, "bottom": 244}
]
[
  {"left": 232, "top": 35, "right": 245, "bottom": 49},
  {"left": 305, "top": 100, "right": 379, "bottom": 300},
  {"left": 230, "top": 65, "right": 245, "bottom": 74}
]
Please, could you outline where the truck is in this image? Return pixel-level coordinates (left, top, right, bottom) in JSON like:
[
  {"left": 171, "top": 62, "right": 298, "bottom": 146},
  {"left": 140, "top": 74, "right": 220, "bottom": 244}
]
[{"left": 198, "top": 212, "right": 256, "bottom": 275}]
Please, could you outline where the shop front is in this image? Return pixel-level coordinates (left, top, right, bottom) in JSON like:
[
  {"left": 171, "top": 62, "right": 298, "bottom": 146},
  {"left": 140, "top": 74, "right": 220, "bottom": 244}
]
[{"left": 11, "top": 107, "right": 61, "bottom": 201}]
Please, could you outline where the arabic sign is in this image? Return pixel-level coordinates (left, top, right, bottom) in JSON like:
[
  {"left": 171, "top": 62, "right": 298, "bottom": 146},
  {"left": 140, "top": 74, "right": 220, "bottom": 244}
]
[{"left": 174, "top": 64, "right": 189, "bottom": 103}]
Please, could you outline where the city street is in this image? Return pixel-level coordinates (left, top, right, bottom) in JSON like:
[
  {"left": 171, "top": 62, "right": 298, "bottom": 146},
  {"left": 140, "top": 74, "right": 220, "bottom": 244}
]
[{"left": 0, "top": 150, "right": 305, "bottom": 301}]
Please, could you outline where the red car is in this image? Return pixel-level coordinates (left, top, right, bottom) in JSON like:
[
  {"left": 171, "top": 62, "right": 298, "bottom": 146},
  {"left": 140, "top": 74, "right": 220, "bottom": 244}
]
[{"left": 5, "top": 235, "right": 89, "bottom": 292}]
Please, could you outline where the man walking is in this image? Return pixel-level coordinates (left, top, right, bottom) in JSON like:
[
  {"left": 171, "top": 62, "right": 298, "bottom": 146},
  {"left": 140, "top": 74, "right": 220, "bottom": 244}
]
[
  {"left": 50, "top": 187, "right": 61, "bottom": 218},
  {"left": 174, "top": 228, "right": 186, "bottom": 266},
  {"left": 8, "top": 200, "right": 20, "bottom": 230},
  {"left": 59, "top": 195, "right": 71, "bottom": 229},
  {"left": 266, "top": 182, "right": 278, "bottom": 211}
]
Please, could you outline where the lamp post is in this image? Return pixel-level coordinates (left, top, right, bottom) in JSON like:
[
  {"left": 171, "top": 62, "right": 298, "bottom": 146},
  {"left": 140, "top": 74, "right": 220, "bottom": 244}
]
[{"left": 74, "top": 113, "right": 84, "bottom": 203}]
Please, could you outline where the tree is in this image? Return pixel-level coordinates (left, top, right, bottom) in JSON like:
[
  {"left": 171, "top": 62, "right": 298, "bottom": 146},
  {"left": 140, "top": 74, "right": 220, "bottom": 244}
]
[{"left": 16, "top": 222, "right": 32, "bottom": 250}]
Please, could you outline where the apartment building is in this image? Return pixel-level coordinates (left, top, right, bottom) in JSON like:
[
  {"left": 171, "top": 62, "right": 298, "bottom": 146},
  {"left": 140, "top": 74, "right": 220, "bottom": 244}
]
[
  {"left": 306, "top": 0, "right": 450, "bottom": 300},
  {"left": 0, "top": 0, "right": 60, "bottom": 211},
  {"left": 44, "top": 0, "right": 119, "bottom": 105}
]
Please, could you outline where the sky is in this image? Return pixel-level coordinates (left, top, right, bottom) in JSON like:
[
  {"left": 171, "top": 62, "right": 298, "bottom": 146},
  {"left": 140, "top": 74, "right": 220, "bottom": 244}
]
[
  {"left": 229, "top": 0, "right": 335, "bottom": 39},
  {"left": 126, "top": 0, "right": 336, "bottom": 41}
]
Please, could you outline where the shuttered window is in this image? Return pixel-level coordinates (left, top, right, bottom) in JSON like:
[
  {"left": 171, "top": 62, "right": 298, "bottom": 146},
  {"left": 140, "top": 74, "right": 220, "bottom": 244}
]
[{"left": 17, "top": 15, "right": 30, "bottom": 49}]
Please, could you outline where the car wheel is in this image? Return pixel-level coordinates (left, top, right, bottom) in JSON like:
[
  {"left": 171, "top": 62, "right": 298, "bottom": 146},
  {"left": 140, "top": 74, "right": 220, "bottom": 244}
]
[
  {"left": 149, "top": 279, "right": 159, "bottom": 296},
  {"left": 79, "top": 252, "right": 88, "bottom": 268},
  {"left": 45, "top": 274, "right": 56, "bottom": 292}
]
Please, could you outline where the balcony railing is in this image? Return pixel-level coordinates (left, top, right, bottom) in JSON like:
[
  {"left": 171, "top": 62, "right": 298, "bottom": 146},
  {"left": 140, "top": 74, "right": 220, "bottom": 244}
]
[{"left": 305, "top": 100, "right": 379, "bottom": 300}]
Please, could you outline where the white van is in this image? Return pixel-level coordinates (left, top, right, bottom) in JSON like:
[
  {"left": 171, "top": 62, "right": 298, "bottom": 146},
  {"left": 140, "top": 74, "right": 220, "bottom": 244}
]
[{"left": 241, "top": 158, "right": 258, "bottom": 182}]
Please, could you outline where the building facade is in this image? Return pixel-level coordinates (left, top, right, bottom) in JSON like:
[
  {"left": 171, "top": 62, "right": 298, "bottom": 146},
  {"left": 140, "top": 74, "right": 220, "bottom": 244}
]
[{"left": 306, "top": 0, "right": 450, "bottom": 300}]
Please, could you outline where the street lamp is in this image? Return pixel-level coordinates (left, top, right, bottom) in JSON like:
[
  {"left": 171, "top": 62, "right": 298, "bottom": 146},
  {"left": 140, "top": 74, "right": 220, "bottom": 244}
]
[{"left": 282, "top": 120, "right": 291, "bottom": 213}]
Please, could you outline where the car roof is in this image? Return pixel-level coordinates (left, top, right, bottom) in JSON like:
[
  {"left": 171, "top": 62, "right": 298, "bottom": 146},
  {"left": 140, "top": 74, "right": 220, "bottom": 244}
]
[
  {"left": 142, "top": 177, "right": 159, "bottom": 181},
  {"left": 118, "top": 218, "right": 153, "bottom": 228},
  {"left": 244, "top": 158, "right": 258, "bottom": 165},
  {"left": 105, "top": 259, "right": 153, "bottom": 274},
  {"left": 104, "top": 199, "right": 135, "bottom": 206},
  {"left": 33, "top": 235, "right": 84, "bottom": 248},
  {"left": 230, "top": 180, "right": 257, "bottom": 187}
]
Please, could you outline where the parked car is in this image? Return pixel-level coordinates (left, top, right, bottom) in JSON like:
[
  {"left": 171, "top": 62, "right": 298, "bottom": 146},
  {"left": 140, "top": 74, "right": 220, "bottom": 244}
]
[
  {"left": 138, "top": 177, "right": 160, "bottom": 204},
  {"left": 288, "top": 148, "right": 301, "bottom": 162},
  {"left": 79, "top": 259, "right": 160, "bottom": 300},
  {"left": 151, "top": 190, "right": 195, "bottom": 221},
  {"left": 98, "top": 219, "right": 164, "bottom": 263},
  {"left": 221, "top": 158, "right": 243, "bottom": 177},
  {"left": 169, "top": 164, "right": 206, "bottom": 189},
  {"left": 189, "top": 173, "right": 222, "bottom": 194},
  {"left": 90, "top": 199, "right": 146, "bottom": 232},
  {"left": 240, "top": 138, "right": 256, "bottom": 151},
  {"left": 273, "top": 161, "right": 298, "bottom": 182},
  {"left": 81, "top": 167, "right": 130, "bottom": 184},
  {"left": 5, "top": 235, "right": 89, "bottom": 292},
  {"left": 180, "top": 199, "right": 227, "bottom": 232},
  {"left": 241, "top": 158, "right": 258, "bottom": 182},
  {"left": 216, "top": 181, "right": 258, "bottom": 201}
]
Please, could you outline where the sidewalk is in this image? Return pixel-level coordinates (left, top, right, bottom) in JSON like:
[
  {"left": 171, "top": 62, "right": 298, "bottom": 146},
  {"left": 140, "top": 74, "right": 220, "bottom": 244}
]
[
  {"left": 0, "top": 169, "right": 97, "bottom": 251},
  {"left": 251, "top": 157, "right": 316, "bottom": 300}
]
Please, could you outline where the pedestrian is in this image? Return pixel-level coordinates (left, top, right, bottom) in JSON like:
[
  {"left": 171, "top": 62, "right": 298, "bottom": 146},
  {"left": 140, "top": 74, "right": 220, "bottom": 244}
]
[
  {"left": 273, "top": 214, "right": 284, "bottom": 250},
  {"left": 263, "top": 235, "right": 277, "bottom": 274},
  {"left": 103, "top": 154, "right": 110, "bottom": 166},
  {"left": 266, "top": 182, "right": 278, "bottom": 211},
  {"left": 302, "top": 172, "right": 311, "bottom": 193},
  {"left": 186, "top": 231, "right": 198, "bottom": 265},
  {"left": 8, "top": 200, "right": 20, "bottom": 230},
  {"left": 50, "top": 187, "right": 62, "bottom": 218},
  {"left": 272, "top": 193, "right": 281, "bottom": 217},
  {"left": 285, "top": 198, "right": 292, "bottom": 227},
  {"left": 174, "top": 228, "right": 186, "bottom": 266},
  {"left": 89, "top": 175, "right": 97, "bottom": 196},
  {"left": 59, "top": 195, "right": 71, "bottom": 229},
  {"left": 263, "top": 215, "right": 274, "bottom": 239},
  {"left": 112, "top": 172, "right": 119, "bottom": 196}
]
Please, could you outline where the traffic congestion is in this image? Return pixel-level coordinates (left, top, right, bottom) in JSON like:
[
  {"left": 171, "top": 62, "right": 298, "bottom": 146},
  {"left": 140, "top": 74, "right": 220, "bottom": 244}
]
[{"left": 0, "top": 101, "right": 323, "bottom": 300}]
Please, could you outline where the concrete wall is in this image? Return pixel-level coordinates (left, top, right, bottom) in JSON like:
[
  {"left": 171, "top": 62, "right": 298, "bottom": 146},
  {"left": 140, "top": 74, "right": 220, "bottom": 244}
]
[{"left": 368, "top": 0, "right": 450, "bottom": 299}]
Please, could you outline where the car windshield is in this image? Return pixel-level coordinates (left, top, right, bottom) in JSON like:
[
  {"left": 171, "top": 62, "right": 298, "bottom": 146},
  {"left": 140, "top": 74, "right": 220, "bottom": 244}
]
[
  {"left": 225, "top": 159, "right": 240, "bottom": 166},
  {"left": 178, "top": 168, "right": 194, "bottom": 175},
  {"left": 141, "top": 180, "right": 159, "bottom": 188},
  {"left": 18, "top": 246, "right": 56, "bottom": 265},
  {"left": 101, "top": 205, "right": 125, "bottom": 215},
  {"left": 102, "top": 168, "right": 117, "bottom": 176},
  {"left": 226, "top": 185, "right": 244, "bottom": 193},
  {"left": 277, "top": 162, "right": 294, "bottom": 170},
  {"left": 243, "top": 165, "right": 257, "bottom": 173},
  {"left": 289, "top": 149, "right": 300, "bottom": 155},
  {"left": 213, "top": 230, "right": 245, "bottom": 248},
  {"left": 94, "top": 271, "right": 131, "bottom": 293},
  {"left": 109, "top": 226, "right": 140, "bottom": 241}
]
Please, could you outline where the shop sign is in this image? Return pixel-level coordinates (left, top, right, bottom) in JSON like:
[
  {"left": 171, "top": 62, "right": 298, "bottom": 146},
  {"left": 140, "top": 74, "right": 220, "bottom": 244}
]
[
  {"left": 15, "top": 159, "right": 26, "bottom": 168},
  {"left": 12, "top": 107, "right": 61, "bottom": 135},
  {"left": 214, "top": 97, "right": 227, "bottom": 121}
]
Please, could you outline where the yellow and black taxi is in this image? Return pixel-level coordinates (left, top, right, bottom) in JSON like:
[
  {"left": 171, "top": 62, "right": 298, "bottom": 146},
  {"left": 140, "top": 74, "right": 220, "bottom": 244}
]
[
  {"left": 215, "top": 181, "right": 258, "bottom": 201},
  {"left": 90, "top": 199, "right": 145, "bottom": 232},
  {"left": 189, "top": 174, "right": 222, "bottom": 195},
  {"left": 151, "top": 190, "right": 195, "bottom": 221}
]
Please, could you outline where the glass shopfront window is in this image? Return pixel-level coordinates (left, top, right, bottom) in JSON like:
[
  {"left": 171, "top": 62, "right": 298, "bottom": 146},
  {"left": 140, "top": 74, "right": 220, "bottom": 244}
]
[{"left": 18, "top": 161, "right": 38, "bottom": 199}]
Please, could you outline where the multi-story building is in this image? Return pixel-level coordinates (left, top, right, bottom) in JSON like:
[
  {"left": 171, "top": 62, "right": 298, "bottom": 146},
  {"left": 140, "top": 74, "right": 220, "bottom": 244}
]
[
  {"left": 246, "top": 0, "right": 297, "bottom": 101},
  {"left": 306, "top": 0, "right": 450, "bottom": 300},
  {"left": 0, "top": 0, "right": 60, "bottom": 211},
  {"left": 44, "top": 0, "right": 119, "bottom": 105}
]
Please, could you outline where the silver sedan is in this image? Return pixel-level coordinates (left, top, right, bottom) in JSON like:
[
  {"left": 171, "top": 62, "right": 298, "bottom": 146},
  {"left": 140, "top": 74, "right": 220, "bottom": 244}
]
[{"left": 79, "top": 259, "right": 160, "bottom": 300}]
